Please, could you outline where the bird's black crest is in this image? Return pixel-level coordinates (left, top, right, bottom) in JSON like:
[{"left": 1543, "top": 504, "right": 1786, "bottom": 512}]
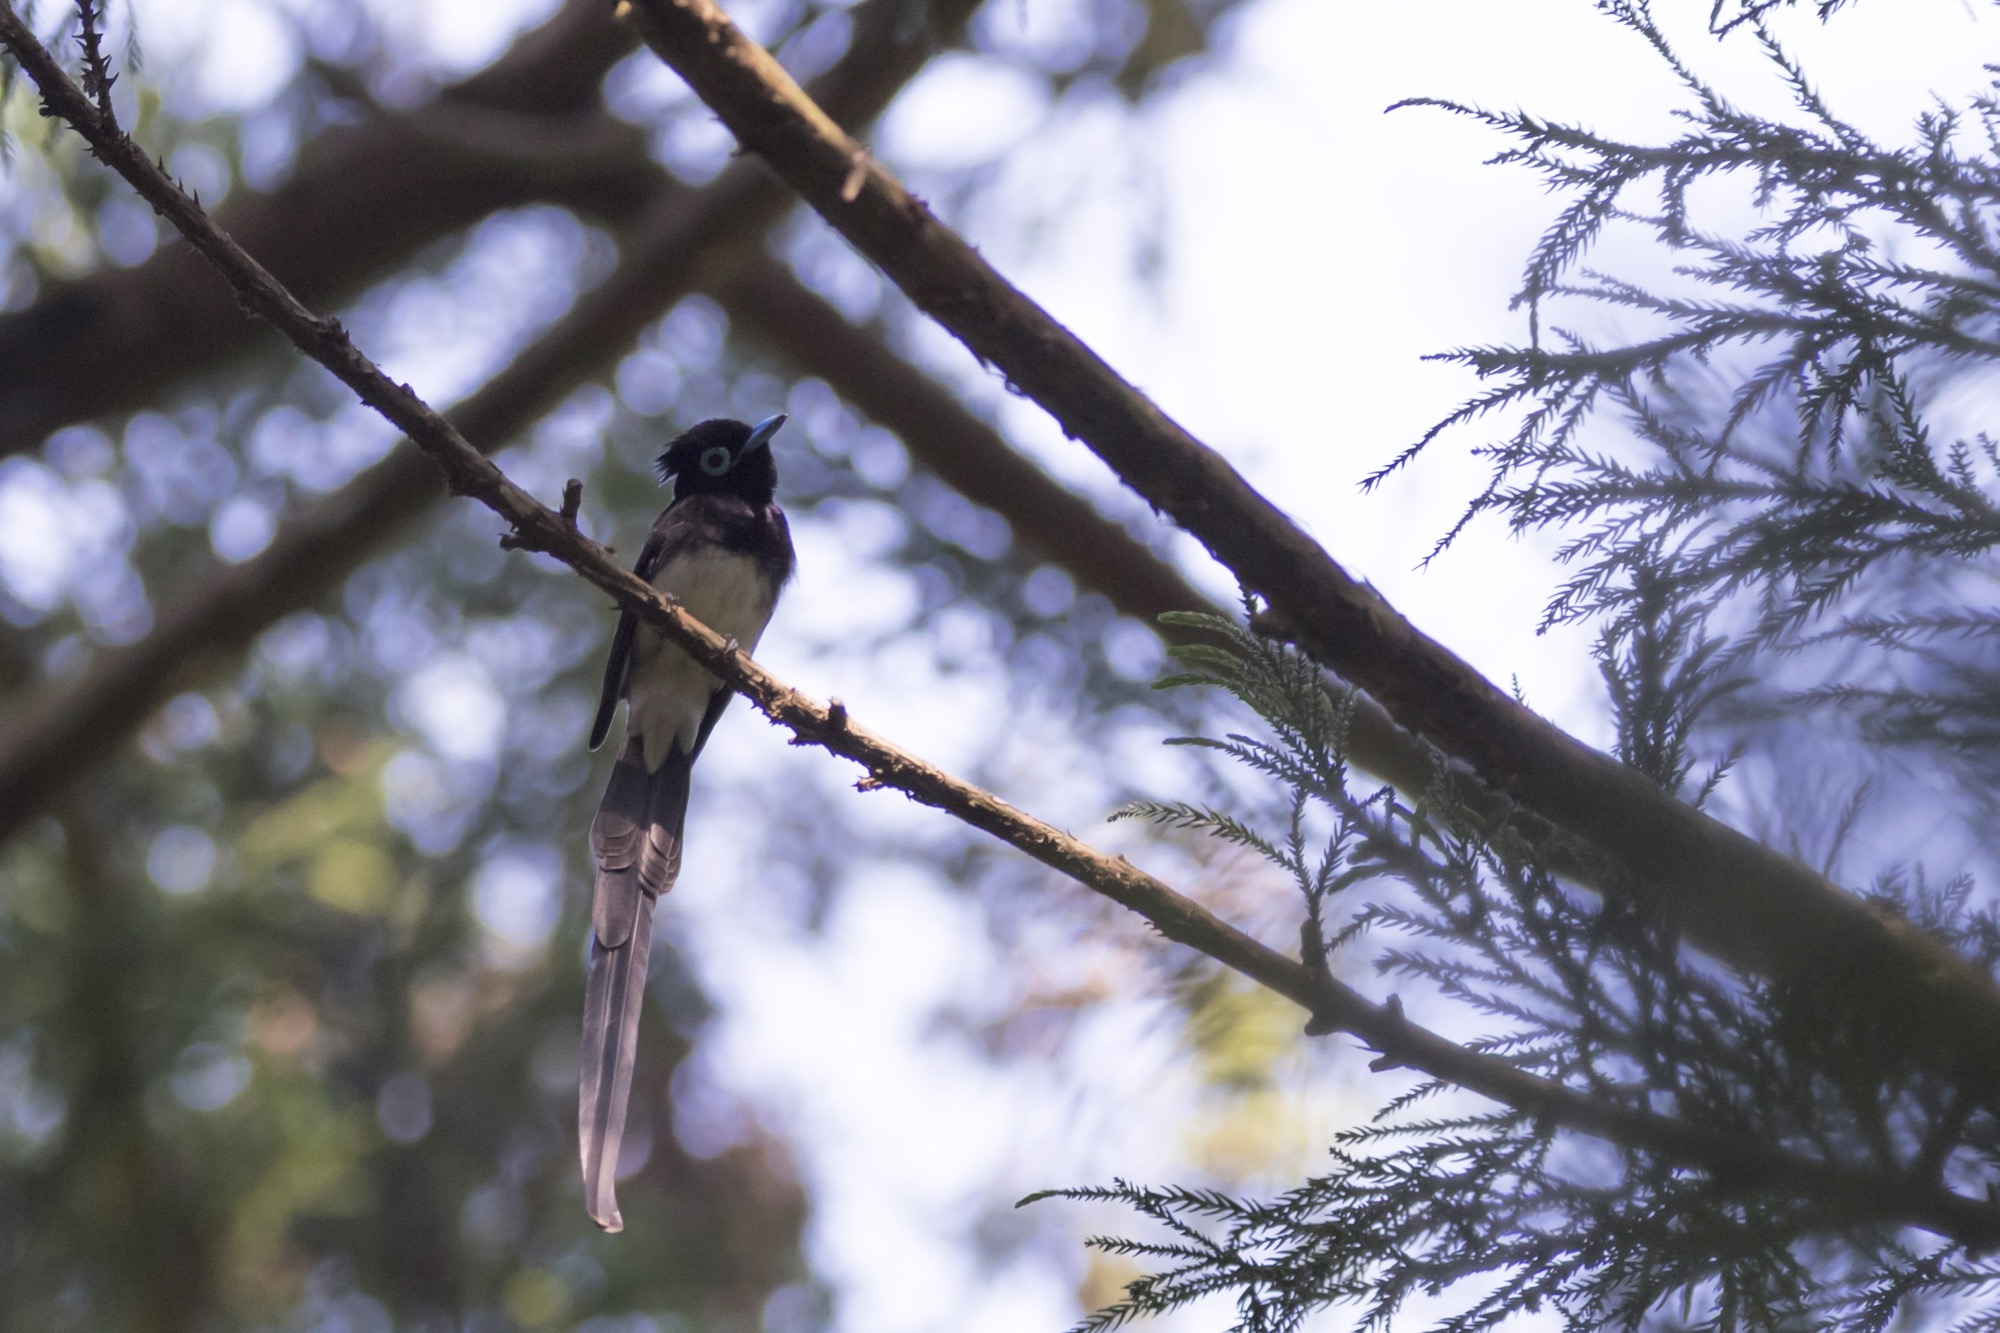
[{"left": 654, "top": 418, "right": 752, "bottom": 486}]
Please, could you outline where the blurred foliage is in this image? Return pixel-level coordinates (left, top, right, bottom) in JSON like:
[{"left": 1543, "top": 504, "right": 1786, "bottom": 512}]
[
  {"left": 1173, "top": 973, "right": 1339, "bottom": 1184},
  {"left": 0, "top": 0, "right": 1295, "bottom": 1328}
]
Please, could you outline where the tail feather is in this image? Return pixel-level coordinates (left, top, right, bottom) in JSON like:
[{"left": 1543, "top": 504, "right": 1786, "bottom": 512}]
[
  {"left": 580, "top": 740, "right": 692, "bottom": 1232},
  {"left": 579, "top": 892, "right": 656, "bottom": 1233}
]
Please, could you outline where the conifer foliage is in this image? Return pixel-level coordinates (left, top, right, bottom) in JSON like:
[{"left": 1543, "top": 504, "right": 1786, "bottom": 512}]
[
  {"left": 1057, "top": 610, "right": 2000, "bottom": 1330},
  {"left": 1058, "top": 3, "right": 2000, "bottom": 1328},
  {"left": 1387, "top": 0, "right": 2000, "bottom": 788}
]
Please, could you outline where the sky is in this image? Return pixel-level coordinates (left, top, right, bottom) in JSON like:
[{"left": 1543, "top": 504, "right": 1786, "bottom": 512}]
[{"left": 34, "top": 0, "right": 2000, "bottom": 1328}]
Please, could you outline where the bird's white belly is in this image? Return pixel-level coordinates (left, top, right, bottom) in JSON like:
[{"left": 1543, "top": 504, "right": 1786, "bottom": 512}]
[{"left": 627, "top": 549, "right": 776, "bottom": 771}]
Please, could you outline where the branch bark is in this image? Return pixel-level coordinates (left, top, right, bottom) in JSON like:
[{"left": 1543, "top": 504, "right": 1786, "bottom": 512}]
[
  {"left": 8, "top": 9, "right": 1999, "bottom": 1245},
  {"left": 0, "top": 0, "right": 977, "bottom": 840},
  {"left": 620, "top": 0, "right": 2000, "bottom": 1085},
  {"left": 709, "top": 250, "right": 1442, "bottom": 797},
  {"left": 0, "top": 0, "right": 1439, "bottom": 830},
  {"left": 0, "top": 0, "right": 651, "bottom": 459},
  {"left": 0, "top": 3, "right": 1446, "bottom": 846}
]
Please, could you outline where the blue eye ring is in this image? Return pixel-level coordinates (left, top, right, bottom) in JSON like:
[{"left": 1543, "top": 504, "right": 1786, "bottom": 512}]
[{"left": 699, "top": 446, "right": 732, "bottom": 476}]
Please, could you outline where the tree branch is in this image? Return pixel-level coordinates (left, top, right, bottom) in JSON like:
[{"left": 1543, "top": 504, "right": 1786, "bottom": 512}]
[
  {"left": 1, "top": 0, "right": 1453, "bottom": 835},
  {"left": 618, "top": 0, "right": 2000, "bottom": 1085},
  {"left": 0, "top": 0, "right": 978, "bottom": 841},
  {"left": 7, "top": 0, "right": 2000, "bottom": 1251},
  {"left": 0, "top": 0, "right": 651, "bottom": 459},
  {"left": 0, "top": 0, "right": 1900, "bottom": 968},
  {"left": 0, "top": 4, "right": 1447, "bottom": 847},
  {"left": 708, "top": 249, "right": 1445, "bottom": 799}
]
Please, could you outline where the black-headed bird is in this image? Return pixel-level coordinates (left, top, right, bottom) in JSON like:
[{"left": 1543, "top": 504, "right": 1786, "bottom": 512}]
[{"left": 580, "top": 413, "right": 794, "bottom": 1232}]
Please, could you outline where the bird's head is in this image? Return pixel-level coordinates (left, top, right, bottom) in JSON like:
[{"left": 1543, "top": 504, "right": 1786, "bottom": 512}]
[{"left": 655, "top": 414, "right": 785, "bottom": 503}]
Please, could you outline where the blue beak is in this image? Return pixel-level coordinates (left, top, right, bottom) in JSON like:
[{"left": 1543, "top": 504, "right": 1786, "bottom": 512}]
[{"left": 745, "top": 413, "right": 787, "bottom": 453}]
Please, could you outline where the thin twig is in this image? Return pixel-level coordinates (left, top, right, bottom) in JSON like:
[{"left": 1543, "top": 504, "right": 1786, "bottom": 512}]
[{"left": 4, "top": 0, "right": 1999, "bottom": 1248}]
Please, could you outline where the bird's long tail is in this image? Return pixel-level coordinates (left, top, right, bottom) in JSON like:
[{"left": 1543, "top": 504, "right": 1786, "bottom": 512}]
[{"left": 580, "top": 737, "right": 691, "bottom": 1233}]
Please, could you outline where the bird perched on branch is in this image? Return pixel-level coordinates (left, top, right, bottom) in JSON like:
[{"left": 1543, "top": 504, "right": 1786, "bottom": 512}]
[{"left": 580, "top": 413, "right": 794, "bottom": 1232}]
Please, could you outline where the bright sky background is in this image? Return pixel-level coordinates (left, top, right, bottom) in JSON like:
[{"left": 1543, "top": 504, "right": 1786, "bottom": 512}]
[{"left": 54, "top": 0, "right": 2000, "bottom": 1328}]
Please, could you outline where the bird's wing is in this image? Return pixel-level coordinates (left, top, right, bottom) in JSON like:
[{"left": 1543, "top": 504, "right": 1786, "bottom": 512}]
[
  {"left": 588, "top": 525, "right": 673, "bottom": 751},
  {"left": 580, "top": 735, "right": 692, "bottom": 1232},
  {"left": 685, "top": 677, "right": 737, "bottom": 765}
]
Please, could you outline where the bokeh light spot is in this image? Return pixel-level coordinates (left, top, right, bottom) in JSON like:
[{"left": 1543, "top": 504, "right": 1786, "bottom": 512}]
[{"left": 148, "top": 826, "right": 216, "bottom": 894}]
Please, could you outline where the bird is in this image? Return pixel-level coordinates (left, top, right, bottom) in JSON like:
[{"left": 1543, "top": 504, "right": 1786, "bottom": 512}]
[{"left": 579, "top": 413, "right": 795, "bottom": 1233}]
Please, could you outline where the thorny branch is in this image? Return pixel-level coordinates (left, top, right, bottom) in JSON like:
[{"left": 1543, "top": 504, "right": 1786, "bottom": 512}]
[{"left": 4, "top": 0, "right": 2000, "bottom": 1249}]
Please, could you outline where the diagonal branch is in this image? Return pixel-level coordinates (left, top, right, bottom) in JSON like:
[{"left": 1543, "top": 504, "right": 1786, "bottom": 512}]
[
  {"left": 0, "top": 14, "right": 1437, "bottom": 847},
  {"left": 0, "top": 0, "right": 649, "bottom": 459},
  {"left": 0, "top": 0, "right": 1249, "bottom": 459},
  {"left": 0, "top": 0, "right": 1429, "bottom": 831},
  {"left": 709, "top": 250, "right": 1445, "bottom": 798},
  {"left": 618, "top": 0, "right": 2000, "bottom": 1085},
  {"left": 0, "top": 0, "right": 978, "bottom": 841},
  {"left": 7, "top": 6, "right": 2000, "bottom": 1247}
]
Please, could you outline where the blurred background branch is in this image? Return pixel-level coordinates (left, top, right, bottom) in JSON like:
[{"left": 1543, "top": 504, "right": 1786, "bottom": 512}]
[
  {"left": 11, "top": 0, "right": 1996, "bottom": 1327},
  {"left": 0, "top": 0, "right": 980, "bottom": 839},
  {"left": 622, "top": 0, "right": 2000, "bottom": 1097},
  {"left": 0, "top": 0, "right": 1275, "bottom": 1325}
]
